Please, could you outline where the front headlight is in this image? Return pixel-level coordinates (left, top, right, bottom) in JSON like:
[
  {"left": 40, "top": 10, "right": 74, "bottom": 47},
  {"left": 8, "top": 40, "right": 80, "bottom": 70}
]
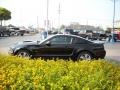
[{"left": 8, "top": 47, "right": 14, "bottom": 54}]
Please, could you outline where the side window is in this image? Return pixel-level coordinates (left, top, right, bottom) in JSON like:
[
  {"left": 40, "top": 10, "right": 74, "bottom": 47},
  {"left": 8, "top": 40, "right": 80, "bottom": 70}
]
[
  {"left": 50, "top": 36, "right": 72, "bottom": 44},
  {"left": 72, "top": 37, "right": 87, "bottom": 44}
]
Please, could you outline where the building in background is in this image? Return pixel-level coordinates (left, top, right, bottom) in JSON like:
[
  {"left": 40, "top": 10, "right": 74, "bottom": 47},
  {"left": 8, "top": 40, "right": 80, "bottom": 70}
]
[{"left": 66, "top": 23, "right": 105, "bottom": 34}]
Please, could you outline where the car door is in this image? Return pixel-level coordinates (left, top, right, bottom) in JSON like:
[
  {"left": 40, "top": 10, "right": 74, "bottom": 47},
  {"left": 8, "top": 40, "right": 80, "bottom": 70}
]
[{"left": 38, "top": 35, "right": 74, "bottom": 57}]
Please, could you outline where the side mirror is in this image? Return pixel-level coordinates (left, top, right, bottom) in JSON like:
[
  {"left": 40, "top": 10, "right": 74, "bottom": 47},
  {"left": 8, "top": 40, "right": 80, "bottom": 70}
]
[{"left": 45, "top": 41, "right": 51, "bottom": 46}]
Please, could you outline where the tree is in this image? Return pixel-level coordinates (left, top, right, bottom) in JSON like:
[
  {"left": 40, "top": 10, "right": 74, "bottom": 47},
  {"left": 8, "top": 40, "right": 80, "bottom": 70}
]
[{"left": 0, "top": 7, "right": 11, "bottom": 26}]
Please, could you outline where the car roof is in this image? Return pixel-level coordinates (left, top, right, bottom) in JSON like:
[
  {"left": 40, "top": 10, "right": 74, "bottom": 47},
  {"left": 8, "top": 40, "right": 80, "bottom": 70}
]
[
  {"left": 51, "top": 34, "right": 82, "bottom": 38},
  {"left": 40, "top": 34, "right": 93, "bottom": 44},
  {"left": 53, "top": 34, "right": 92, "bottom": 41}
]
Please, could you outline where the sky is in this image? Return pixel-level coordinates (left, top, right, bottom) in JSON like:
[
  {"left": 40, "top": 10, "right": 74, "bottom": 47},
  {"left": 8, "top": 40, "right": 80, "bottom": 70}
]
[{"left": 0, "top": 0, "right": 120, "bottom": 29}]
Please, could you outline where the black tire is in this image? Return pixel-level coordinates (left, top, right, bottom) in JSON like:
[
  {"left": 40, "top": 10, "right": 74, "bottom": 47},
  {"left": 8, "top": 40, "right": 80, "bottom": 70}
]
[
  {"left": 77, "top": 51, "right": 93, "bottom": 60},
  {"left": 17, "top": 50, "right": 31, "bottom": 58}
]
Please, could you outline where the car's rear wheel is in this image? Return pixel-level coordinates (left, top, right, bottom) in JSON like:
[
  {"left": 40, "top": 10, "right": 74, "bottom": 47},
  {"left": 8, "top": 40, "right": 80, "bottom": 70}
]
[
  {"left": 77, "top": 51, "right": 92, "bottom": 60},
  {"left": 17, "top": 50, "right": 31, "bottom": 58}
]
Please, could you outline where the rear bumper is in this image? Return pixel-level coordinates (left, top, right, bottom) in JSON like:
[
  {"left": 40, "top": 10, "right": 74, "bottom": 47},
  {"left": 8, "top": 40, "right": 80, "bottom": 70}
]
[{"left": 94, "top": 50, "right": 106, "bottom": 59}]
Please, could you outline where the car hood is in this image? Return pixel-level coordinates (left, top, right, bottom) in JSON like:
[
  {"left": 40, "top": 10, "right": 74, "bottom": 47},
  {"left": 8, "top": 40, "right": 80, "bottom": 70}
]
[
  {"left": 10, "top": 41, "right": 40, "bottom": 49},
  {"left": 16, "top": 40, "right": 40, "bottom": 45}
]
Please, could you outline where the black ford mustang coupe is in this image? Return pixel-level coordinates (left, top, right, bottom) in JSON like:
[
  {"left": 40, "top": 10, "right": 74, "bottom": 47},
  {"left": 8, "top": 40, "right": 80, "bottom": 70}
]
[{"left": 9, "top": 34, "right": 106, "bottom": 60}]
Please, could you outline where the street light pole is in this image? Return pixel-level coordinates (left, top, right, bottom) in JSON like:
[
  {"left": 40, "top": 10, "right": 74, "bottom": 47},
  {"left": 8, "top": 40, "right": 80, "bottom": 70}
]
[
  {"left": 58, "top": 3, "right": 61, "bottom": 34},
  {"left": 37, "top": 16, "right": 39, "bottom": 30},
  {"left": 111, "top": 0, "right": 116, "bottom": 42}
]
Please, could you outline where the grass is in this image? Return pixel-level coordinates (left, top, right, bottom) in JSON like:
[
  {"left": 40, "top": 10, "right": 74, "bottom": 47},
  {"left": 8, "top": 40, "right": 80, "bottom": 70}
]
[{"left": 0, "top": 54, "right": 120, "bottom": 90}]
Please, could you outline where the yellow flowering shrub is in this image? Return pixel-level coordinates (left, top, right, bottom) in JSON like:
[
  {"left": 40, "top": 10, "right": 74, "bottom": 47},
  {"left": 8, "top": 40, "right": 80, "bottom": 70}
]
[{"left": 0, "top": 54, "right": 120, "bottom": 90}]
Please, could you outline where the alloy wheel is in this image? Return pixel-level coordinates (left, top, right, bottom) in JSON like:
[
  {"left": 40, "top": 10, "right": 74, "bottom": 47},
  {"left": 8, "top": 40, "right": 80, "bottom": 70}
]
[
  {"left": 78, "top": 52, "right": 92, "bottom": 60},
  {"left": 17, "top": 50, "right": 30, "bottom": 58}
]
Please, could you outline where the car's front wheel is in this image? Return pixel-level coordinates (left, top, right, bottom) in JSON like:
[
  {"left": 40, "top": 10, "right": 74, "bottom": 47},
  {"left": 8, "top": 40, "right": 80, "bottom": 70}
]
[
  {"left": 17, "top": 50, "right": 31, "bottom": 58},
  {"left": 77, "top": 51, "right": 92, "bottom": 60}
]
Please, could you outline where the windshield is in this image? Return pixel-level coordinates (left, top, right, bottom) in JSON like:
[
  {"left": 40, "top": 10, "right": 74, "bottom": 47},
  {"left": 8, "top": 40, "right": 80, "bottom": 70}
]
[{"left": 39, "top": 35, "right": 55, "bottom": 44}]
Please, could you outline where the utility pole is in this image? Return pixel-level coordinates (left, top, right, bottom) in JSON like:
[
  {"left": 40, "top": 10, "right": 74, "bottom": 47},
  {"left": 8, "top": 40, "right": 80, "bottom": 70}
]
[
  {"left": 110, "top": 0, "right": 119, "bottom": 42},
  {"left": 46, "top": 0, "right": 49, "bottom": 36}
]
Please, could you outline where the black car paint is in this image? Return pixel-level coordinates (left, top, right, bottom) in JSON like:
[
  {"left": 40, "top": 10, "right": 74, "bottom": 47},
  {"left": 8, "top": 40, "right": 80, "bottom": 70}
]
[{"left": 9, "top": 34, "right": 106, "bottom": 60}]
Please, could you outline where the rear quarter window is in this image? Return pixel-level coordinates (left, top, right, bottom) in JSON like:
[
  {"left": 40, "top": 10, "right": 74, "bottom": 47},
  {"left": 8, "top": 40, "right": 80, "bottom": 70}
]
[{"left": 72, "top": 37, "right": 90, "bottom": 44}]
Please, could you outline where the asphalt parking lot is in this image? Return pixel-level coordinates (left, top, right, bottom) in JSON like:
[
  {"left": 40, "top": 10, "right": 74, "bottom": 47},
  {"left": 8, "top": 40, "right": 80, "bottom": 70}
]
[
  {"left": 0, "top": 34, "right": 41, "bottom": 55},
  {"left": 0, "top": 34, "right": 120, "bottom": 61},
  {"left": 104, "top": 42, "right": 120, "bottom": 61}
]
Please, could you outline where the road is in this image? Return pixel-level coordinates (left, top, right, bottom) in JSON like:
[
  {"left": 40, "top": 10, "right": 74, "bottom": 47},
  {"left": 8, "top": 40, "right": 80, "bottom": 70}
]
[
  {"left": 0, "top": 34, "right": 41, "bottom": 54},
  {"left": 0, "top": 34, "right": 120, "bottom": 61},
  {"left": 104, "top": 42, "right": 120, "bottom": 61}
]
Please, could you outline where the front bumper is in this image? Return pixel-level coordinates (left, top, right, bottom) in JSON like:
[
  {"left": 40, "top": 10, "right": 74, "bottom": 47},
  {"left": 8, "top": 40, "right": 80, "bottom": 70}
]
[{"left": 8, "top": 48, "right": 14, "bottom": 55}]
